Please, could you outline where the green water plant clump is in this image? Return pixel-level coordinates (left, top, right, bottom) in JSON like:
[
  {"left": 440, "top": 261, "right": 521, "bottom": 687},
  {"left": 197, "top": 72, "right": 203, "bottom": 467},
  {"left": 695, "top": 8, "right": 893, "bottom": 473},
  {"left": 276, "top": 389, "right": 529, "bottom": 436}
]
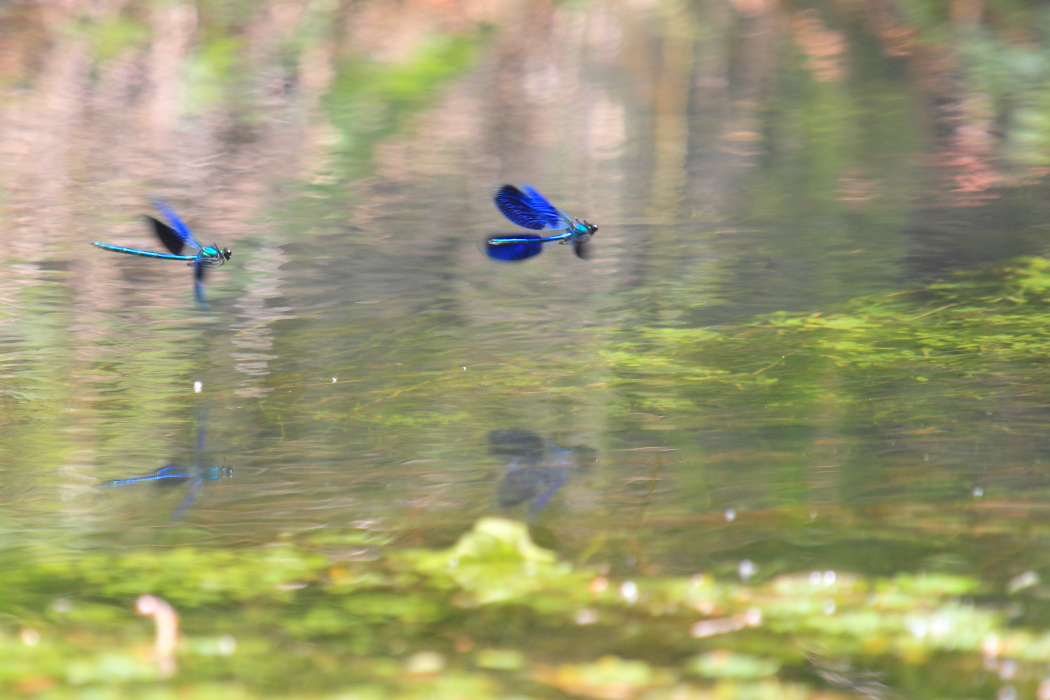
[{"left": 0, "top": 517, "right": 1045, "bottom": 699}]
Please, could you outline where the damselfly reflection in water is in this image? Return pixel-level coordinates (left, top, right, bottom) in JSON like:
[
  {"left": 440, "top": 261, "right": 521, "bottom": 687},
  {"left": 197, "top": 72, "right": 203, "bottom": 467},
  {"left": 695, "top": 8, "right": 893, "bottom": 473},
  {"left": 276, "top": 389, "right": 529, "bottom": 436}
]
[
  {"left": 486, "top": 184, "right": 597, "bottom": 261},
  {"left": 101, "top": 421, "right": 231, "bottom": 521},
  {"left": 488, "top": 429, "right": 596, "bottom": 518},
  {"left": 92, "top": 199, "right": 232, "bottom": 305}
]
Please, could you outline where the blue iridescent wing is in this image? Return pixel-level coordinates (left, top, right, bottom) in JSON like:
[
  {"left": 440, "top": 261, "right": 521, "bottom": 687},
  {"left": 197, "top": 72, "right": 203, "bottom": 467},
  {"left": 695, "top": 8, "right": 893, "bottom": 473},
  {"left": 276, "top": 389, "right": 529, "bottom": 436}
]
[
  {"left": 150, "top": 199, "right": 202, "bottom": 250},
  {"left": 171, "top": 478, "right": 204, "bottom": 521},
  {"left": 144, "top": 215, "right": 189, "bottom": 256},
  {"left": 494, "top": 184, "right": 570, "bottom": 230},
  {"left": 193, "top": 259, "right": 208, "bottom": 306},
  {"left": 485, "top": 235, "right": 544, "bottom": 261},
  {"left": 573, "top": 237, "right": 592, "bottom": 260},
  {"left": 521, "top": 185, "right": 573, "bottom": 228}
]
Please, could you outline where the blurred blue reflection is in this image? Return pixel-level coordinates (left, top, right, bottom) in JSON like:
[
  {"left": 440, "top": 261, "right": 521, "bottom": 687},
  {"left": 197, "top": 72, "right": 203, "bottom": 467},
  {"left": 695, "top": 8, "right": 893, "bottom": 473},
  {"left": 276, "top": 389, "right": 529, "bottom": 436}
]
[
  {"left": 100, "top": 418, "right": 232, "bottom": 522},
  {"left": 487, "top": 428, "right": 596, "bottom": 518}
]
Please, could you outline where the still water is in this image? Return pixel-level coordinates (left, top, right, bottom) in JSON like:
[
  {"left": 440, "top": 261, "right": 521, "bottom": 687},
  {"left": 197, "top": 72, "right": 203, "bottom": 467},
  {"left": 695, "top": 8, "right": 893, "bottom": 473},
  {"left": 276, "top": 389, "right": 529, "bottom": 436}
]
[{"left": 5, "top": 0, "right": 1050, "bottom": 697}]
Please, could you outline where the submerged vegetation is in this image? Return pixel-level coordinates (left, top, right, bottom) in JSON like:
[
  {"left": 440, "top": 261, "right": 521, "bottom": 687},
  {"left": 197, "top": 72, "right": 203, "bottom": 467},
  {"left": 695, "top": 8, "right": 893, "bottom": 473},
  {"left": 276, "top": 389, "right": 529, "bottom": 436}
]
[
  {"left": 2, "top": 517, "right": 1044, "bottom": 699},
  {"left": 608, "top": 257, "right": 1050, "bottom": 414}
]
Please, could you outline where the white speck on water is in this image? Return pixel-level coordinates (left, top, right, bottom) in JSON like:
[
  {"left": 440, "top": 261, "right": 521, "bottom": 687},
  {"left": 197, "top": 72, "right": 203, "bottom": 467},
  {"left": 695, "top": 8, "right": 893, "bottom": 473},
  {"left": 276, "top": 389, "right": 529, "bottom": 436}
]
[
  {"left": 332, "top": 377, "right": 338, "bottom": 383},
  {"left": 984, "top": 634, "right": 1002, "bottom": 658},
  {"left": 193, "top": 381, "right": 202, "bottom": 393},
  {"left": 1007, "top": 570, "right": 1039, "bottom": 594},
  {"left": 218, "top": 635, "right": 237, "bottom": 656},
  {"left": 822, "top": 599, "right": 836, "bottom": 615},
  {"left": 929, "top": 614, "right": 952, "bottom": 638},
  {"left": 738, "top": 560, "right": 757, "bottom": 581},
  {"left": 908, "top": 618, "right": 928, "bottom": 639},
  {"left": 973, "top": 486, "right": 984, "bottom": 497},
  {"left": 405, "top": 651, "right": 445, "bottom": 675},
  {"left": 575, "top": 609, "right": 598, "bottom": 625},
  {"left": 823, "top": 570, "right": 836, "bottom": 585},
  {"left": 620, "top": 581, "right": 638, "bottom": 603},
  {"left": 724, "top": 508, "right": 736, "bottom": 522},
  {"left": 810, "top": 571, "right": 822, "bottom": 585}
]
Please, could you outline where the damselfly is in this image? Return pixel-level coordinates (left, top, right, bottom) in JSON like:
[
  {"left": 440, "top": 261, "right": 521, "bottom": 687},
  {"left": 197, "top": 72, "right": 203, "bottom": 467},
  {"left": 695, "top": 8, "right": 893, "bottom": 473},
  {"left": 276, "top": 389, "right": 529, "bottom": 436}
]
[
  {"left": 93, "top": 199, "right": 232, "bottom": 304},
  {"left": 486, "top": 184, "right": 596, "bottom": 261}
]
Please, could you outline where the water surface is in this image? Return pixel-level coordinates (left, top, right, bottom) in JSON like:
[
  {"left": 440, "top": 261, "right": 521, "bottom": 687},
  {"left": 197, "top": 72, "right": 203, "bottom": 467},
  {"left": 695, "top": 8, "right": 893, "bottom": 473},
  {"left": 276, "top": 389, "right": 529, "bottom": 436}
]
[{"left": 5, "top": 1, "right": 1050, "bottom": 697}]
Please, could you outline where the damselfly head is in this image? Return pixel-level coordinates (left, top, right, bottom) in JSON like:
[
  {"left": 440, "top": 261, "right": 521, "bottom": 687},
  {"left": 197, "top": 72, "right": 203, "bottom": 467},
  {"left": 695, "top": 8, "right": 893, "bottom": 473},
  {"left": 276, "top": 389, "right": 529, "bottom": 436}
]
[{"left": 206, "top": 246, "right": 232, "bottom": 262}]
